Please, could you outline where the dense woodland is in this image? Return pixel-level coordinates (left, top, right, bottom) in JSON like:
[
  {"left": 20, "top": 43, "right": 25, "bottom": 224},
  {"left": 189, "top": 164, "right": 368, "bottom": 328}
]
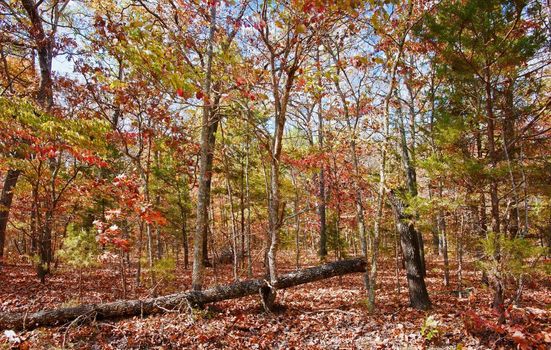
[{"left": 0, "top": 0, "right": 550, "bottom": 348}]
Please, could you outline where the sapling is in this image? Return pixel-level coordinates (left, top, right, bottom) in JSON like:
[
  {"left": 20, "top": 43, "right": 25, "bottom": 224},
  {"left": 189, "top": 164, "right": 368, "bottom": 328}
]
[
  {"left": 479, "top": 232, "right": 545, "bottom": 322},
  {"left": 57, "top": 224, "right": 99, "bottom": 301}
]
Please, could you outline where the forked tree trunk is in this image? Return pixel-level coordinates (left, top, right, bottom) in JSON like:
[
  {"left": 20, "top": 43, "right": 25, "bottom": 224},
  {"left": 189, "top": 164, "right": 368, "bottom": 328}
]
[
  {"left": 0, "top": 258, "right": 366, "bottom": 330},
  {"left": 6, "top": 0, "right": 55, "bottom": 267},
  {"left": 330, "top": 56, "right": 369, "bottom": 293},
  {"left": 368, "top": 5, "right": 413, "bottom": 308},
  {"left": 21, "top": 0, "right": 54, "bottom": 110}
]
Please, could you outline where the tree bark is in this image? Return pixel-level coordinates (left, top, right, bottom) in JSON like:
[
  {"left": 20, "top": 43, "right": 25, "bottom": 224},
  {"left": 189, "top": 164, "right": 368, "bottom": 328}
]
[
  {"left": 239, "top": 157, "right": 245, "bottom": 268},
  {"left": 397, "top": 103, "right": 427, "bottom": 279},
  {"left": 290, "top": 169, "right": 301, "bottom": 270},
  {"left": 0, "top": 258, "right": 366, "bottom": 330},
  {"left": 192, "top": 3, "right": 217, "bottom": 291},
  {"left": 21, "top": 0, "right": 54, "bottom": 109},
  {"left": 317, "top": 109, "right": 327, "bottom": 261},
  {"left": 388, "top": 190, "right": 431, "bottom": 310},
  {"left": 244, "top": 134, "right": 253, "bottom": 278},
  {"left": 182, "top": 217, "right": 188, "bottom": 270},
  {"left": 0, "top": 169, "right": 21, "bottom": 260},
  {"left": 265, "top": 49, "right": 297, "bottom": 311},
  {"left": 220, "top": 124, "right": 239, "bottom": 282},
  {"left": 317, "top": 48, "right": 327, "bottom": 261},
  {"left": 202, "top": 108, "right": 221, "bottom": 266},
  {"left": 484, "top": 67, "right": 504, "bottom": 322},
  {"left": 437, "top": 183, "right": 449, "bottom": 287}
]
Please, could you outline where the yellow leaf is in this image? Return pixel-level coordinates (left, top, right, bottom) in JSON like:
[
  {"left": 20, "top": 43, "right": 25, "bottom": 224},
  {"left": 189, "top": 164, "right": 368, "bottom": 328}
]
[{"left": 296, "top": 23, "right": 307, "bottom": 34}]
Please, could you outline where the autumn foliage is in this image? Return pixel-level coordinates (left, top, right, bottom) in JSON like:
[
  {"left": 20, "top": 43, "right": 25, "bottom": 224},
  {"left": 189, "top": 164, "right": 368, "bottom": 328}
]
[{"left": 0, "top": 0, "right": 549, "bottom": 348}]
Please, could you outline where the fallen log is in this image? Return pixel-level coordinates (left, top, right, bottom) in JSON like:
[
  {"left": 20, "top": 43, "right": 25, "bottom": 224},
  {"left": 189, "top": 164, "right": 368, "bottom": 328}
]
[{"left": 0, "top": 257, "right": 366, "bottom": 331}]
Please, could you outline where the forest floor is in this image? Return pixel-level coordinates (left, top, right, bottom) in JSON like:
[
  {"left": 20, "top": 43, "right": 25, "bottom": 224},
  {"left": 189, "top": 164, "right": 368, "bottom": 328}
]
[{"left": 0, "top": 252, "right": 549, "bottom": 349}]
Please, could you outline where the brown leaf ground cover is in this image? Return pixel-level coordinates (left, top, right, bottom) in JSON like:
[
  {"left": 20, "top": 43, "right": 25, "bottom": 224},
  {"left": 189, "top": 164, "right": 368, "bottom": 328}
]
[{"left": 1, "top": 253, "right": 549, "bottom": 349}]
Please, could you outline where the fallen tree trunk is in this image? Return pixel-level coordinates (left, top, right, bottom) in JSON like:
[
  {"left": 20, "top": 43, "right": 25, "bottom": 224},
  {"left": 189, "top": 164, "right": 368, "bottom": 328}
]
[{"left": 0, "top": 258, "right": 365, "bottom": 331}]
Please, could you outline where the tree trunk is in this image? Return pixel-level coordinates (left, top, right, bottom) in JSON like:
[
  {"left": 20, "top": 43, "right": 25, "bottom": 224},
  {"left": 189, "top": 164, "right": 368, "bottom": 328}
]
[
  {"left": 368, "top": 20, "right": 411, "bottom": 310},
  {"left": 317, "top": 139, "right": 327, "bottom": 260},
  {"left": 245, "top": 135, "right": 253, "bottom": 278},
  {"left": 350, "top": 149, "right": 367, "bottom": 267},
  {"left": 397, "top": 106, "right": 426, "bottom": 279},
  {"left": 388, "top": 191, "right": 431, "bottom": 310},
  {"left": 290, "top": 169, "right": 301, "bottom": 270},
  {"left": 192, "top": 3, "right": 217, "bottom": 291},
  {"left": 266, "top": 155, "right": 281, "bottom": 308},
  {"left": 484, "top": 69, "right": 504, "bottom": 323},
  {"left": 265, "top": 65, "right": 296, "bottom": 311},
  {"left": 21, "top": 0, "right": 53, "bottom": 109},
  {"left": 155, "top": 197, "right": 162, "bottom": 260},
  {"left": 6, "top": 0, "right": 55, "bottom": 266},
  {"left": 0, "top": 258, "right": 366, "bottom": 330},
  {"left": 182, "top": 217, "right": 189, "bottom": 270},
  {"left": 119, "top": 252, "right": 127, "bottom": 299},
  {"left": 37, "top": 207, "right": 54, "bottom": 283},
  {"left": 221, "top": 126, "right": 239, "bottom": 282},
  {"left": 331, "top": 62, "right": 368, "bottom": 292},
  {"left": 202, "top": 107, "right": 221, "bottom": 267},
  {"left": 0, "top": 169, "right": 20, "bottom": 260},
  {"left": 240, "top": 158, "right": 245, "bottom": 268},
  {"left": 439, "top": 213, "right": 450, "bottom": 287},
  {"left": 317, "top": 50, "right": 327, "bottom": 261},
  {"left": 457, "top": 211, "right": 464, "bottom": 293},
  {"left": 502, "top": 78, "right": 521, "bottom": 239},
  {"left": 438, "top": 184, "right": 449, "bottom": 287},
  {"left": 486, "top": 82, "right": 500, "bottom": 236},
  {"left": 146, "top": 222, "right": 156, "bottom": 295}
]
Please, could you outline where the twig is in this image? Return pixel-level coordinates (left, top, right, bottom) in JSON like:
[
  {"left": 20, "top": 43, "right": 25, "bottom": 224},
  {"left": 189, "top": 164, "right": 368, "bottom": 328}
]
[
  {"left": 183, "top": 298, "right": 195, "bottom": 324},
  {"left": 152, "top": 300, "right": 179, "bottom": 314},
  {"left": 61, "top": 312, "right": 93, "bottom": 348},
  {"left": 303, "top": 309, "right": 359, "bottom": 316}
]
